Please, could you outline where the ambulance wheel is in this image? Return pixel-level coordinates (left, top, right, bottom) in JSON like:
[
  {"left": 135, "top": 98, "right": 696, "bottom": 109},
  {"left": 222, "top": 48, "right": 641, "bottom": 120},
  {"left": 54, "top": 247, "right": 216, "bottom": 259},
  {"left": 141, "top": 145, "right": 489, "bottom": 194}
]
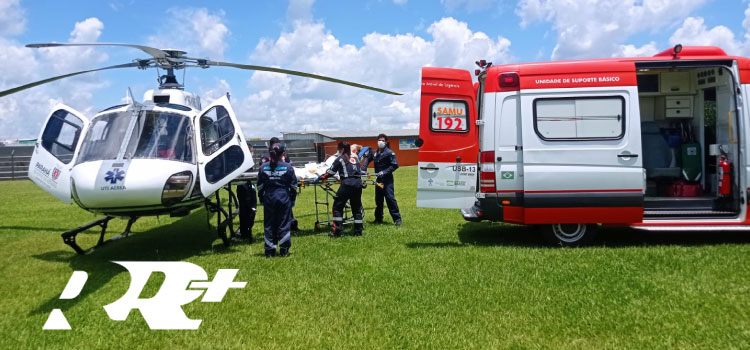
[{"left": 541, "top": 224, "right": 596, "bottom": 247}]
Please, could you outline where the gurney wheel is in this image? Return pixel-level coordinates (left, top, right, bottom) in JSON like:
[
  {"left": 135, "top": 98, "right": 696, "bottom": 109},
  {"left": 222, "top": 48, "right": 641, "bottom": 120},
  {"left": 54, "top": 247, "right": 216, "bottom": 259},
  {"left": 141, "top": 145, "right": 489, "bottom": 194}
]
[{"left": 314, "top": 222, "right": 322, "bottom": 231}]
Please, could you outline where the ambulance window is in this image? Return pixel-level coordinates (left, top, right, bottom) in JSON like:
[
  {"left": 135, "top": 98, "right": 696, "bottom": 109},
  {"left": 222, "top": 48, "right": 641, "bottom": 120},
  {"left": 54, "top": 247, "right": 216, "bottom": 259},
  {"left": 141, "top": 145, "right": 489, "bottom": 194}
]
[
  {"left": 429, "top": 100, "right": 469, "bottom": 133},
  {"left": 40, "top": 110, "right": 83, "bottom": 164},
  {"left": 533, "top": 96, "right": 625, "bottom": 140}
]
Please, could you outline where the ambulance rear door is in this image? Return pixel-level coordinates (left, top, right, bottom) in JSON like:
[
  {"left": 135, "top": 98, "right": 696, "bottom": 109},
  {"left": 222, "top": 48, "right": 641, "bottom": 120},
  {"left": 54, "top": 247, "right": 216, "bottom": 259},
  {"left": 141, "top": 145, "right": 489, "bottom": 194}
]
[{"left": 417, "top": 67, "right": 479, "bottom": 208}]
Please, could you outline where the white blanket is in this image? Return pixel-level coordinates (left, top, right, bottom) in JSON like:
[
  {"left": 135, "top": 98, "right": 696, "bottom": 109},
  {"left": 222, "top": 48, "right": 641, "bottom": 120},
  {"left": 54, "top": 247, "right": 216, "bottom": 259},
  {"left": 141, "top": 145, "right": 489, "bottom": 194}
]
[{"left": 293, "top": 155, "right": 339, "bottom": 180}]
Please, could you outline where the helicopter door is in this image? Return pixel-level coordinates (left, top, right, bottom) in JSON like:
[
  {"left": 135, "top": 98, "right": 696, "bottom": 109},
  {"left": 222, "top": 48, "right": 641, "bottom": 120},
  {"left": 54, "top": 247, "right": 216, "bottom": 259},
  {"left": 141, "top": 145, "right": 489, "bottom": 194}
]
[
  {"left": 28, "top": 104, "right": 89, "bottom": 204},
  {"left": 194, "top": 95, "right": 254, "bottom": 197}
]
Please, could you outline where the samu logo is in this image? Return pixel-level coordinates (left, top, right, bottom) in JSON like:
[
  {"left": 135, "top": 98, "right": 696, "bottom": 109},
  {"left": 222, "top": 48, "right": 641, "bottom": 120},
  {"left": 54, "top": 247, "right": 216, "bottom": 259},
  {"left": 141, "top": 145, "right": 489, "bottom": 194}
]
[{"left": 43, "top": 261, "right": 246, "bottom": 330}]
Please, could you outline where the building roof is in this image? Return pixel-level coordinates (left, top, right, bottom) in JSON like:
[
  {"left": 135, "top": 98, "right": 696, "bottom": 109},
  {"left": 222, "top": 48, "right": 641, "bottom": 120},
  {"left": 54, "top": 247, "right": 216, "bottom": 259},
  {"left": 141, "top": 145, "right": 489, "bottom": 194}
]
[{"left": 283, "top": 129, "right": 418, "bottom": 140}]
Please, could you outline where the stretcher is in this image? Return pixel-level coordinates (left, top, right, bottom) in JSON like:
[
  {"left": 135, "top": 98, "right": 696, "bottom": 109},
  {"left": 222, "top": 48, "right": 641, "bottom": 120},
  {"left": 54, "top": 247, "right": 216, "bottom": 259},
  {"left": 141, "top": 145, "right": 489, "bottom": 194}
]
[
  {"left": 300, "top": 174, "right": 380, "bottom": 231},
  {"left": 229, "top": 167, "right": 380, "bottom": 233}
]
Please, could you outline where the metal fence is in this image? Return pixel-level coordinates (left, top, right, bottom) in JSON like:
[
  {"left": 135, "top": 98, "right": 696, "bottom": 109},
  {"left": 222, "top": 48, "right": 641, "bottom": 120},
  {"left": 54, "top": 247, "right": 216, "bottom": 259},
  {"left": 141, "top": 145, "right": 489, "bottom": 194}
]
[{"left": 0, "top": 150, "right": 31, "bottom": 180}]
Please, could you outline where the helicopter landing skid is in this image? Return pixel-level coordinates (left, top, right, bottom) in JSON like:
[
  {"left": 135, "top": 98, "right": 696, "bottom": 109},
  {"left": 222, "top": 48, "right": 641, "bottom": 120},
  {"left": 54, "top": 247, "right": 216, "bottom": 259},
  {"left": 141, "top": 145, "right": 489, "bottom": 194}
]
[
  {"left": 61, "top": 216, "right": 138, "bottom": 255},
  {"left": 204, "top": 184, "right": 240, "bottom": 247}
]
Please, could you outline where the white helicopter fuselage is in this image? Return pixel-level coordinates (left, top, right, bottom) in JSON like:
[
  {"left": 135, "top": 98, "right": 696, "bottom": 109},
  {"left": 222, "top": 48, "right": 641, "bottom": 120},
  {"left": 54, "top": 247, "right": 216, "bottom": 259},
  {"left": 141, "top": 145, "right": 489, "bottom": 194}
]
[{"left": 28, "top": 89, "right": 253, "bottom": 217}]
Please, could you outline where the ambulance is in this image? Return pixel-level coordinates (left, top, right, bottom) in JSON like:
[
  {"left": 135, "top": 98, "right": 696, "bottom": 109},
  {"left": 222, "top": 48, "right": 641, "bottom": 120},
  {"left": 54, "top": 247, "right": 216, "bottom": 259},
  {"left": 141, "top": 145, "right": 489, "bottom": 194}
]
[{"left": 416, "top": 45, "right": 750, "bottom": 245}]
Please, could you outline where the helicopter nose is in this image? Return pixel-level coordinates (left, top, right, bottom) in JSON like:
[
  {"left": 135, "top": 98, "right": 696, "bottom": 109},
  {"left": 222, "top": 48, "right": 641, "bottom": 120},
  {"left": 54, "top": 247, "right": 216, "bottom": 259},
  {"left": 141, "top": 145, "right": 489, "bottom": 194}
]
[{"left": 70, "top": 160, "right": 197, "bottom": 210}]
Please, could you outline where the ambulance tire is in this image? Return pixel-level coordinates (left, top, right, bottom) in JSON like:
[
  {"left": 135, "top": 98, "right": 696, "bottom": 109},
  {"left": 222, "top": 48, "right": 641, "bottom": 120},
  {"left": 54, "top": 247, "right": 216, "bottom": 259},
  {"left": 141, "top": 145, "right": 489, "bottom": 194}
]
[{"left": 541, "top": 224, "right": 596, "bottom": 247}]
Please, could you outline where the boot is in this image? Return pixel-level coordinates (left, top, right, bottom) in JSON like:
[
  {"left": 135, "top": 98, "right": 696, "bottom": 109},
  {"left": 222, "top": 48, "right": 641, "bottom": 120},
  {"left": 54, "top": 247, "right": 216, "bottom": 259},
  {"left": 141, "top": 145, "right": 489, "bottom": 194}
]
[
  {"left": 265, "top": 249, "right": 276, "bottom": 258},
  {"left": 279, "top": 248, "right": 290, "bottom": 257},
  {"left": 330, "top": 221, "right": 343, "bottom": 237}
]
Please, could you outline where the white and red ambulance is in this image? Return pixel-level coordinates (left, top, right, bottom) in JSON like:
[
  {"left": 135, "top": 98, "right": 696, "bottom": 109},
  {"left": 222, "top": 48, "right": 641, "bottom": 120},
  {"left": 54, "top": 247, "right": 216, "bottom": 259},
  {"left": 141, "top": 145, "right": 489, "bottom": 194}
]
[{"left": 417, "top": 45, "right": 750, "bottom": 245}]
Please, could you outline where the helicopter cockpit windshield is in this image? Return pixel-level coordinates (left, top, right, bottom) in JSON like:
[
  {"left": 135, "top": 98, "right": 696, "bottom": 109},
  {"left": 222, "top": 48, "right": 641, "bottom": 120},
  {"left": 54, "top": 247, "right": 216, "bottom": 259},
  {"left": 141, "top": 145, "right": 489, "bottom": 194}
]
[
  {"left": 126, "top": 111, "right": 193, "bottom": 162},
  {"left": 77, "top": 109, "right": 194, "bottom": 164}
]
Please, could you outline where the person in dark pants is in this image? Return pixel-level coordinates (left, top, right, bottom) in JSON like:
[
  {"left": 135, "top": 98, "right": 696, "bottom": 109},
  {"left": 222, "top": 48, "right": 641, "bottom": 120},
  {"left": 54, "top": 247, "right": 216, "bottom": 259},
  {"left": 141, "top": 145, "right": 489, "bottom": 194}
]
[
  {"left": 235, "top": 182, "right": 257, "bottom": 240},
  {"left": 234, "top": 145, "right": 257, "bottom": 241},
  {"left": 362, "top": 133, "right": 402, "bottom": 226},
  {"left": 319, "top": 142, "right": 364, "bottom": 237},
  {"left": 260, "top": 137, "right": 298, "bottom": 231},
  {"left": 257, "top": 144, "right": 298, "bottom": 257}
]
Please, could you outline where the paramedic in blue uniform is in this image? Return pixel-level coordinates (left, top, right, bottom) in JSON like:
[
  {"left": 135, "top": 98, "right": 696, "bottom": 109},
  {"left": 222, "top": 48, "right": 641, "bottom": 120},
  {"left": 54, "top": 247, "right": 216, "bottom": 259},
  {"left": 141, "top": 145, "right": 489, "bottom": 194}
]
[
  {"left": 362, "top": 133, "right": 402, "bottom": 226},
  {"left": 260, "top": 137, "right": 298, "bottom": 231},
  {"left": 318, "top": 142, "right": 364, "bottom": 237},
  {"left": 257, "top": 144, "right": 298, "bottom": 257}
]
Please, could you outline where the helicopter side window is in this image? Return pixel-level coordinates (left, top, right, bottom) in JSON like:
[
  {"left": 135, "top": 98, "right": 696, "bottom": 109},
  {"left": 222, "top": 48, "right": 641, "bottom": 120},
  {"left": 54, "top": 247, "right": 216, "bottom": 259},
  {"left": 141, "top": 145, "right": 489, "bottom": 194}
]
[
  {"left": 199, "top": 106, "right": 235, "bottom": 156},
  {"left": 40, "top": 110, "right": 83, "bottom": 164},
  {"left": 205, "top": 145, "right": 245, "bottom": 184}
]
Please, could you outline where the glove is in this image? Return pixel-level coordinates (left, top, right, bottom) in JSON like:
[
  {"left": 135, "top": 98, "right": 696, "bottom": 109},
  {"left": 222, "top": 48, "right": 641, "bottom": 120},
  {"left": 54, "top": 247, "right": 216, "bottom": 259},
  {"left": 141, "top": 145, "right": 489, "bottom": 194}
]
[{"left": 375, "top": 171, "right": 384, "bottom": 177}]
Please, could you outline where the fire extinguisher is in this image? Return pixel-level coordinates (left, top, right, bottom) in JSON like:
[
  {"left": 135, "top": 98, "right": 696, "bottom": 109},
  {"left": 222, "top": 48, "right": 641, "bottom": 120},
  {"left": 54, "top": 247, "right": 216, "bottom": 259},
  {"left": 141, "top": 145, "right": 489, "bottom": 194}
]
[{"left": 718, "top": 155, "right": 731, "bottom": 196}]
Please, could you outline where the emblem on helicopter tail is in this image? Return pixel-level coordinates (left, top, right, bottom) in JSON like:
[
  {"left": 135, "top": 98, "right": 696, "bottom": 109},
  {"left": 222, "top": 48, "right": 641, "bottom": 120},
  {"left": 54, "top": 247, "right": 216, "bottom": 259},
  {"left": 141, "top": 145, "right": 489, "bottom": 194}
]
[{"left": 104, "top": 168, "right": 125, "bottom": 184}]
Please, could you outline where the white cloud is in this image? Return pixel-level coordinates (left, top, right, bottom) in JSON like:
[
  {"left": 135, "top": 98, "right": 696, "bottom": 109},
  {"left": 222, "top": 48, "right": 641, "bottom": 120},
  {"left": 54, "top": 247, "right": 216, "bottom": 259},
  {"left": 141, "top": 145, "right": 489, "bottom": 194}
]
[
  {"left": 238, "top": 17, "right": 511, "bottom": 137},
  {"left": 0, "top": 16, "right": 110, "bottom": 140},
  {"left": 612, "top": 42, "right": 659, "bottom": 58},
  {"left": 40, "top": 17, "right": 108, "bottom": 74},
  {"left": 147, "top": 8, "right": 229, "bottom": 58},
  {"left": 669, "top": 16, "right": 750, "bottom": 56},
  {"left": 516, "top": 0, "right": 707, "bottom": 60},
  {"left": 0, "top": 0, "right": 25, "bottom": 36}
]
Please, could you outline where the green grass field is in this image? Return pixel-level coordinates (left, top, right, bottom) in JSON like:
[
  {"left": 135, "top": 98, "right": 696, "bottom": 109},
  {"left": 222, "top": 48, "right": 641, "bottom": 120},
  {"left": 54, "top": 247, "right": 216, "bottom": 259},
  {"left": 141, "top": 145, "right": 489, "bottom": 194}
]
[{"left": 1, "top": 166, "right": 750, "bottom": 349}]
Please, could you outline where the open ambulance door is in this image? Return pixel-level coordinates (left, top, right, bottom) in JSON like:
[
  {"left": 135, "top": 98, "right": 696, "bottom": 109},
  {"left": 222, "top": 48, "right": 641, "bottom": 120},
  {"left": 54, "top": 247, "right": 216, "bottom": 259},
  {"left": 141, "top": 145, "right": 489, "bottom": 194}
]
[
  {"left": 28, "top": 105, "right": 89, "bottom": 204},
  {"left": 417, "top": 67, "right": 479, "bottom": 209},
  {"left": 519, "top": 71, "right": 643, "bottom": 224},
  {"left": 194, "top": 95, "right": 253, "bottom": 197}
]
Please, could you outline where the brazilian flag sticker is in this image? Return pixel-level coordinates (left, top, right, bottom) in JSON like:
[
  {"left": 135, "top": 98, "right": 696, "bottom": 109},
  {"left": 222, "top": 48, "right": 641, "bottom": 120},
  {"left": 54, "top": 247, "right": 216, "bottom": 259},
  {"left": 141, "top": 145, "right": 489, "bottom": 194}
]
[{"left": 500, "top": 171, "right": 514, "bottom": 180}]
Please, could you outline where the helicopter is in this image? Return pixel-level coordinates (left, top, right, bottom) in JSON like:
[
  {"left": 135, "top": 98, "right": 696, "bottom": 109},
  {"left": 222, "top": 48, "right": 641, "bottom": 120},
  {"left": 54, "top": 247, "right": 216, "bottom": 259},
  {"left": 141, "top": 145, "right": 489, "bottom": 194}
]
[{"left": 0, "top": 42, "right": 400, "bottom": 254}]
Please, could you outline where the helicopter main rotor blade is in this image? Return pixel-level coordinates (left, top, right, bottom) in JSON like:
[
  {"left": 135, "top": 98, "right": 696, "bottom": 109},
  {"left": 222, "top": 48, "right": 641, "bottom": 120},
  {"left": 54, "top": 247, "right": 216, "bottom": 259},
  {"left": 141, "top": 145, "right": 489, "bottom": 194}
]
[
  {"left": 27, "top": 43, "right": 168, "bottom": 59},
  {"left": 0, "top": 62, "right": 140, "bottom": 98},
  {"left": 206, "top": 60, "right": 402, "bottom": 96}
]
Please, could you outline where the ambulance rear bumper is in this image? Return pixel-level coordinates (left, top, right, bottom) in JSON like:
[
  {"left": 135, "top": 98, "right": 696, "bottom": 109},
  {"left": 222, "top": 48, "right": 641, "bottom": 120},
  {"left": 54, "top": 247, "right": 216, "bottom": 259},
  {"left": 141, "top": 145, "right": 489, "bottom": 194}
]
[{"left": 462, "top": 195, "right": 503, "bottom": 222}]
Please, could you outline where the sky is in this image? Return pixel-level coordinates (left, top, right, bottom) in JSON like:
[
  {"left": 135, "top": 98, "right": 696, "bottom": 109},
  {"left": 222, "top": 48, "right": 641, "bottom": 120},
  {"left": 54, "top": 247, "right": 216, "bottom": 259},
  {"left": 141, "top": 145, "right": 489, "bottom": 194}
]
[{"left": 0, "top": 0, "right": 749, "bottom": 140}]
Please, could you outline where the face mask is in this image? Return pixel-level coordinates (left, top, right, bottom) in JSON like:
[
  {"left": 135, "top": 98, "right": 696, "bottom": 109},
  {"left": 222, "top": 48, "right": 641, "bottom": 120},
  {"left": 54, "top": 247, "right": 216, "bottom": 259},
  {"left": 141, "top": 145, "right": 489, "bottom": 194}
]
[{"left": 378, "top": 141, "right": 386, "bottom": 149}]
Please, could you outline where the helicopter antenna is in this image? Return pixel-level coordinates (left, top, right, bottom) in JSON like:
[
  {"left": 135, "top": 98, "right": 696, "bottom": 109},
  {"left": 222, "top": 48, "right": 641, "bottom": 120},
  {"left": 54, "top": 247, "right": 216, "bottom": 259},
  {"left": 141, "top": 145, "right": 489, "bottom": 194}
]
[{"left": 126, "top": 87, "right": 140, "bottom": 106}]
